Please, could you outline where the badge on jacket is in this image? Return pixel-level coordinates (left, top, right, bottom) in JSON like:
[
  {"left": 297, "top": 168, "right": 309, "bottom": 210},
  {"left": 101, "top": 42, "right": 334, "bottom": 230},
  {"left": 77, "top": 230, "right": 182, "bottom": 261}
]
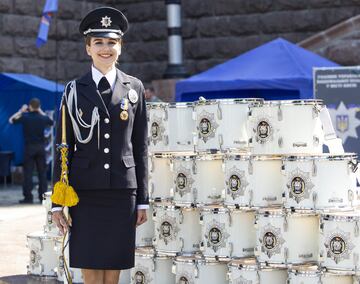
[
  {"left": 128, "top": 89, "right": 138, "bottom": 104},
  {"left": 120, "top": 98, "right": 129, "bottom": 121}
]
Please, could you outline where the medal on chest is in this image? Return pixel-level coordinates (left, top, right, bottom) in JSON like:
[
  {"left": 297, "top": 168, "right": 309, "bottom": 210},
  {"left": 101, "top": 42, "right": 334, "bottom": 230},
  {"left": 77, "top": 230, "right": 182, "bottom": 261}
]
[{"left": 120, "top": 98, "right": 129, "bottom": 121}]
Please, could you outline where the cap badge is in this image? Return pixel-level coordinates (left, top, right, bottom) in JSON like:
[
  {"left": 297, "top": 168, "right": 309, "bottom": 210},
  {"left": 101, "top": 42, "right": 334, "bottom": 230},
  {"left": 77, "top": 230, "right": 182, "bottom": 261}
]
[{"left": 101, "top": 16, "right": 112, "bottom": 28}]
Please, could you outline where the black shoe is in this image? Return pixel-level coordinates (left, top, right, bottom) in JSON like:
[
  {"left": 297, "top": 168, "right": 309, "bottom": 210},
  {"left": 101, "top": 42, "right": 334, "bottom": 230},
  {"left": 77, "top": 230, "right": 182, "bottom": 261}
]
[{"left": 19, "top": 199, "right": 34, "bottom": 204}]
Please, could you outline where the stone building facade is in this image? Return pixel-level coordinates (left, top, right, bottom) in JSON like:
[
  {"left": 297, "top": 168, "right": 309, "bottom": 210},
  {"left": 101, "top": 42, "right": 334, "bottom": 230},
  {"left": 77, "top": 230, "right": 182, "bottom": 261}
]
[{"left": 1, "top": 0, "right": 360, "bottom": 86}]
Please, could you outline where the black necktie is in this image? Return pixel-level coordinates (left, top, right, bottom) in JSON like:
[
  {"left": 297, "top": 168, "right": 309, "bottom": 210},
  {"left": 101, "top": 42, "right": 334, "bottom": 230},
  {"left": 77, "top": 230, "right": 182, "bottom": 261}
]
[{"left": 98, "top": 77, "right": 112, "bottom": 107}]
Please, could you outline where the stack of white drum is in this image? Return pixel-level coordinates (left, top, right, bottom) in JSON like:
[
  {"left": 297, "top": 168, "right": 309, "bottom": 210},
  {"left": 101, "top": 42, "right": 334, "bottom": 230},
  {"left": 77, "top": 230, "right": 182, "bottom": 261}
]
[
  {"left": 132, "top": 99, "right": 360, "bottom": 284},
  {"left": 26, "top": 192, "right": 130, "bottom": 283}
]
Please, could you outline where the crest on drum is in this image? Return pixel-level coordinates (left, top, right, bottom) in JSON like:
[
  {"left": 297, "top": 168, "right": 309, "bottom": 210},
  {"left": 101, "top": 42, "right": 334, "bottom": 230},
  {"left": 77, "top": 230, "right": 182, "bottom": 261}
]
[
  {"left": 178, "top": 273, "right": 193, "bottom": 284},
  {"left": 175, "top": 166, "right": 194, "bottom": 197},
  {"left": 260, "top": 225, "right": 285, "bottom": 258},
  {"left": 198, "top": 110, "right": 218, "bottom": 142},
  {"left": 234, "top": 276, "right": 252, "bottom": 284},
  {"left": 206, "top": 220, "right": 229, "bottom": 252},
  {"left": 227, "top": 166, "right": 248, "bottom": 199},
  {"left": 158, "top": 215, "right": 179, "bottom": 245},
  {"left": 150, "top": 115, "right": 165, "bottom": 145},
  {"left": 288, "top": 169, "right": 314, "bottom": 203},
  {"left": 255, "top": 118, "right": 272, "bottom": 143},
  {"left": 133, "top": 265, "right": 152, "bottom": 284},
  {"left": 325, "top": 230, "right": 354, "bottom": 263}
]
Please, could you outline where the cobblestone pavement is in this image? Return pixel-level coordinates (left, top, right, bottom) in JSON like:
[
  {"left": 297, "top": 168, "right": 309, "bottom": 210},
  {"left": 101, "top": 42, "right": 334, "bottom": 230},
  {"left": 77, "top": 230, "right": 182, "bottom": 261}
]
[{"left": 0, "top": 185, "right": 57, "bottom": 283}]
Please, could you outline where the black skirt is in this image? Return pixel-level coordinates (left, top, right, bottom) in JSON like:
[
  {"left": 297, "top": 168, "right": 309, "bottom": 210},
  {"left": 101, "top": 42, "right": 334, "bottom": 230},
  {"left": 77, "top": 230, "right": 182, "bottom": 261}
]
[{"left": 69, "top": 189, "right": 137, "bottom": 269}]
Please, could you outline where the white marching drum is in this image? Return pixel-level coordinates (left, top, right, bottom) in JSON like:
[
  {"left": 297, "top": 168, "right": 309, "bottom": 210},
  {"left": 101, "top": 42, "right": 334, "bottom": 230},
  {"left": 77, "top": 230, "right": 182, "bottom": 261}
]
[
  {"left": 131, "top": 248, "right": 175, "bottom": 284},
  {"left": 153, "top": 204, "right": 201, "bottom": 254},
  {"left": 149, "top": 153, "right": 173, "bottom": 202},
  {"left": 288, "top": 265, "right": 355, "bottom": 284},
  {"left": 171, "top": 153, "right": 224, "bottom": 206},
  {"left": 224, "top": 154, "right": 283, "bottom": 208},
  {"left": 282, "top": 154, "right": 358, "bottom": 211},
  {"left": 26, "top": 232, "right": 59, "bottom": 277},
  {"left": 42, "top": 192, "right": 60, "bottom": 236},
  {"left": 255, "top": 209, "right": 319, "bottom": 264},
  {"left": 319, "top": 211, "right": 360, "bottom": 271},
  {"left": 136, "top": 205, "right": 155, "bottom": 247},
  {"left": 227, "top": 259, "right": 287, "bottom": 284},
  {"left": 173, "top": 255, "right": 228, "bottom": 284},
  {"left": 147, "top": 103, "right": 169, "bottom": 153},
  {"left": 147, "top": 102, "right": 196, "bottom": 153},
  {"left": 200, "top": 206, "right": 256, "bottom": 258},
  {"left": 249, "top": 100, "right": 324, "bottom": 155},
  {"left": 195, "top": 98, "right": 262, "bottom": 151}
]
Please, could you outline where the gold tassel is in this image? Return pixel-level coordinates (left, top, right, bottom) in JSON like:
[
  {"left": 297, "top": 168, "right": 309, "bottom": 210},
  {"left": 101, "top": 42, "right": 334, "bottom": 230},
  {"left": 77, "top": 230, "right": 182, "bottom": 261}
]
[
  {"left": 51, "top": 181, "right": 67, "bottom": 205},
  {"left": 64, "top": 185, "right": 79, "bottom": 207}
]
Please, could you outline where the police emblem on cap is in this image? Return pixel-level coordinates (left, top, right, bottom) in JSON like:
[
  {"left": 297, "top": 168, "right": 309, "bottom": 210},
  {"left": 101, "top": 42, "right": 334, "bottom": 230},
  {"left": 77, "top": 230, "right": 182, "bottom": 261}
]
[
  {"left": 128, "top": 89, "right": 138, "bottom": 104},
  {"left": 101, "top": 16, "right": 112, "bottom": 28}
]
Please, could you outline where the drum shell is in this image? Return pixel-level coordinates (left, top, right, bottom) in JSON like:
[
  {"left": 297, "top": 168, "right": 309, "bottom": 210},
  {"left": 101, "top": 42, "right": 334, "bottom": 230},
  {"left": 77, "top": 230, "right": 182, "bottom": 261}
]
[
  {"left": 136, "top": 205, "right": 155, "bottom": 247},
  {"left": 153, "top": 205, "right": 201, "bottom": 254},
  {"left": 149, "top": 154, "right": 173, "bottom": 202},
  {"left": 319, "top": 212, "right": 360, "bottom": 271},
  {"left": 288, "top": 269, "right": 354, "bottom": 284},
  {"left": 42, "top": 192, "right": 60, "bottom": 237},
  {"left": 200, "top": 207, "right": 256, "bottom": 259},
  {"left": 224, "top": 155, "right": 283, "bottom": 208},
  {"left": 147, "top": 103, "right": 169, "bottom": 153},
  {"left": 255, "top": 210, "right": 319, "bottom": 264},
  {"left": 249, "top": 101, "right": 324, "bottom": 155},
  {"left": 282, "top": 155, "right": 357, "bottom": 211},
  {"left": 131, "top": 250, "right": 175, "bottom": 284},
  {"left": 26, "top": 232, "right": 59, "bottom": 277},
  {"left": 173, "top": 256, "right": 228, "bottom": 284}
]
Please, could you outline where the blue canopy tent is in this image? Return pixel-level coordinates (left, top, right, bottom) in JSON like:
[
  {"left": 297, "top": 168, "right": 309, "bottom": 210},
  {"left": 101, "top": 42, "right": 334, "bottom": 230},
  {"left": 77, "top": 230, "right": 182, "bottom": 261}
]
[
  {"left": 0, "top": 73, "right": 64, "bottom": 165},
  {"left": 176, "top": 38, "right": 339, "bottom": 102}
]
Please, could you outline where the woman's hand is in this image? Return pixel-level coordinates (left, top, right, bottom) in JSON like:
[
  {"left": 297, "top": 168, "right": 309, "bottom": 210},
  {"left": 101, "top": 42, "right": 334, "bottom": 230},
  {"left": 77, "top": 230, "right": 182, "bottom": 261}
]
[
  {"left": 136, "top": 209, "right": 147, "bottom": 227},
  {"left": 52, "top": 210, "right": 72, "bottom": 235}
]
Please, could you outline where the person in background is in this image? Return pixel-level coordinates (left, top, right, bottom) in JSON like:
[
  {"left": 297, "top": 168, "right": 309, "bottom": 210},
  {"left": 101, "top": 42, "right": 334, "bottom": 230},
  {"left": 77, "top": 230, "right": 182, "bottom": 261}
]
[
  {"left": 9, "top": 98, "right": 53, "bottom": 204},
  {"left": 144, "top": 86, "right": 162, "bottom": 102}
]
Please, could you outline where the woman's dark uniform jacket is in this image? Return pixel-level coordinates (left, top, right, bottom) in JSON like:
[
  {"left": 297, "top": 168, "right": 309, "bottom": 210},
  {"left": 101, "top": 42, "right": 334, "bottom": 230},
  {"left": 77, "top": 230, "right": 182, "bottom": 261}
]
[{"left": 52, "top": 68, "right": 149, "bottom": 207}]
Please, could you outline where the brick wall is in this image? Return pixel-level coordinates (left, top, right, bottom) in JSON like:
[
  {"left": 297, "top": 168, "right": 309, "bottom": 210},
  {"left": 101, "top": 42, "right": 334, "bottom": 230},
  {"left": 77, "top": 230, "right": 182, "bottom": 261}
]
[{"left": 1, "top": 0, "right": 360, "bottom": 85}]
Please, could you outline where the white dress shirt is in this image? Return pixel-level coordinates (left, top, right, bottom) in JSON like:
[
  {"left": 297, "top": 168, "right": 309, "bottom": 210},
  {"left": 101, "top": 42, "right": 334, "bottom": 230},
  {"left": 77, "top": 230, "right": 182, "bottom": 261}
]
[{"left": 52, "top": 66, "right": 148, "bottom": 212}]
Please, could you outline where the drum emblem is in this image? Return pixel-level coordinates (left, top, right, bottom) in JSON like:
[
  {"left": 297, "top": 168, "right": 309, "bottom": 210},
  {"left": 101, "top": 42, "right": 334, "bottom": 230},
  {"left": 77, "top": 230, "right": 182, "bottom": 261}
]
[
  {"left": 133, "top": 265, "right": 152, "bottom": 284},
  {"left": 227, "top": 166, "right": 248, "bottom": 199},
  {"left": 158, "top": 214, "right": 179, "bottom": 245},
  {"left": 198, "top": 110, "right": 219, "bottom": 142},
  {"left": 205, "top": 219, "right": 230, "bottom": 252},
  {"left": 325, "top": 229, "right": 354, "bottom": 263},
  {"left": 255, "top": 118, "right": 272, "bottom": 143},
  {"left": 260, "top": 225, "right": 285, "bottom": 258},
  {"left": 175, "top": 166, "right": 194, "bottom": 197},
  {"left": 149, "top": 115, "right": 165, "bottom": 145},
  {"left": 177, "top": 271, "right": 193, "bottom": 284},
  {"left": 288, "top": 169, "right": 314, "bottom": 203}
]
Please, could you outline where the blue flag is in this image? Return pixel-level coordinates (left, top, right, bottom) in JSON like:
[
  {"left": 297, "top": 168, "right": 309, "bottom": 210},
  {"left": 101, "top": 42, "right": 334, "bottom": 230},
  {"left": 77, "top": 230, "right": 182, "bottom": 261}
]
[{"left": 36, "top": 0, "right": 58, "bottom": 48}]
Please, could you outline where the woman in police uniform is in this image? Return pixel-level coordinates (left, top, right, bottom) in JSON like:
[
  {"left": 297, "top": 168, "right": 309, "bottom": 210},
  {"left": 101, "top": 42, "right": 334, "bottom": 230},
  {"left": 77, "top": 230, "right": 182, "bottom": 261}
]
[{"left": 52, "top": 7, "right": 148, "bottom": 284}]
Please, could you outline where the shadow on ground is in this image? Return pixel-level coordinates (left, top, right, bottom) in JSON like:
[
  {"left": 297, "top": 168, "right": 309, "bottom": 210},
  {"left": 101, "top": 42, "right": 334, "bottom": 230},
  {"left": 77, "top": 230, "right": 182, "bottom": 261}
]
[{"left": 0, "top": 275, "right": 58, "bottom": 283}]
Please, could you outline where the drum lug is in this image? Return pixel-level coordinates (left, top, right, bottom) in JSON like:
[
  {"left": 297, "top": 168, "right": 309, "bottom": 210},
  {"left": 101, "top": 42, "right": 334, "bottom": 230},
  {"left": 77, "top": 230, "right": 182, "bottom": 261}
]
[
  {"left": 39, "top": 238, "right": 43, "bottom": 251},
  {"left": 254, "top": 245, "right": 260, "bottom": 256},
  {"left": 354, "top": 253, "right": 359, "bottom": 268},
  {"left": 164, "top": 135, "right": 169, "bottom": 145},
  {"left": 170, "top": 187, "right": 174, "bottom": 197},
  {"left": 281, "top": 161, "right": 285, "bottom": 173},
  {"left": 355, "top": 221, "right": 359, "bottom": 237},
  {"left": 192, "top": 160, "right": 197, "bottom": 175},
  {"left": 193, "top": 188, "right": 198, "bottom": 204},
  {"left": 319, "top": 221, "right": 324, "bottom": 234},
  {"left": 200, "top": 241, "right": 204, "bottom": 251},
  {"left": 319, "top": 249, "right": 324, "bottom": 261},
  {"left": 312, "top": 160, "right": 317, "bottom": 176},
  {"left": 194, "top": 263, "right": 199, "bottom": 278},
  {"left": 313, "top": 135, "right": 319, "bottom": 146},
  {"left": 228, "top": 210, "right": 232, "bottom": 226},
  {"left": 199, "top": 214, "right": 203, "bottom": 225},
  {"left": 278, "top": 137, "right": 283, "bottom": 148},
  {"left": 221, "top": 159, "right": 225, "bottom": 173},
  {"left": 226, "top": 271, "right": 231, "bottom": 281},
  {"left": 150, "top": 182, "right": 155, "bottom": 197},
  {"left": 277, "top": 105, "right": 283, "bottom": 121},
  {"left": 171, "top": 263, "right": 176, "bottom": 274},
  {"left": 164, "top": 107, "right": 168, "bottom": 121},
  {"left": 152, "top": 209, "right": 157, "bottom": 218},
  {"left": 249, "top": 189, "right": 253, "bottom": 207},
  {"left": 312, "top": 192, "right": 318, "bottom": 207},
  {"left": 284, "top": 215, "right": 288, "bottom": 232},
  {"left": 218, "top": 134, "right": 223, "bottom": 149},
  {"left": 179, "top": 237, "right": 184, "bottom": 251},
  {"left": 221, "top": 189, "right": 226, "bottom": 200},
  {"left": 284, "top": 247, "right": 289, "bottom": 264},
  {"left": 217, "top": 101, "right": 222, "bottom": 120},
  {"left": 349, "top": 159, "right": 359, "bottom": 173},
  {"left": 152, "top": 258, "right": 156, "bottom": 272},
  {"left": 248, "top": 159, "right": 253, "bottom": 175},
  {"left": 229, "top": 242, "right": 233, "bottom": 257},
  {"left": 348, "top": 190, "right": 354, "bottom": 203},
  {"left": 179, "top": 210, "right": 184, "bottom": 224},
  {"left": 313, "top": 105, "right": 321, "bottom": 118},
  {"left": 256, "top": 270, "right": 260, "bottom": 284},
  {"left": 169, "top": 158, "right": 174, "bottom": 172},
  {"left": 150, "top": 156, "right": 154, "bottom": 173}
]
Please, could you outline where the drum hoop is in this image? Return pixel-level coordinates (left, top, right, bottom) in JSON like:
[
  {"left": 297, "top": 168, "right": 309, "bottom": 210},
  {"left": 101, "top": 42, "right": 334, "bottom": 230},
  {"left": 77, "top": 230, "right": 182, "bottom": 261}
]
[
  {"left": 324, "top": 269, "right": 355, "bottom": 276},
  {"left": 168, "top": 102, "right": 194, "bottom": 108},
  {"left": 146, "top": 102, "right": 169, "bottom": 108},
  {"left": 283, "top": 153, "right": 357, "bottom": 161},
  {"left": 27, "top": 232, "right": 56, "bottom": 241},
  {"left": 155, "top": 252, "right": 176, "bottom": 259},
  {"left": 150, "top": 153, "right": 173, "bottom": 158},
  {"left": 322, "top": 213, "right": 360, "bottom": 222},
  {"left": 196, "top": 98, "right": 263, "bottom": 105},
  {"left": 225, "top": 154, "right": 282, "bottom": 161},
  {"left": 200, "top": 206, "right": 229, "bottom": 213},
  {"left": 258, "top": 209, "right": 317, "bottom": 217},
  {"left": 256, "top": 99, "right": 324, "bottom": 106}
]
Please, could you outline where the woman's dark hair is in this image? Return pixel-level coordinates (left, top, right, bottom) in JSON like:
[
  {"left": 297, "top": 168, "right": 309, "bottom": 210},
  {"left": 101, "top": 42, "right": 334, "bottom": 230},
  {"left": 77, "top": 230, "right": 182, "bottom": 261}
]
[{"left": 85, "top": 36, "right": 123, "bottom": 46}]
